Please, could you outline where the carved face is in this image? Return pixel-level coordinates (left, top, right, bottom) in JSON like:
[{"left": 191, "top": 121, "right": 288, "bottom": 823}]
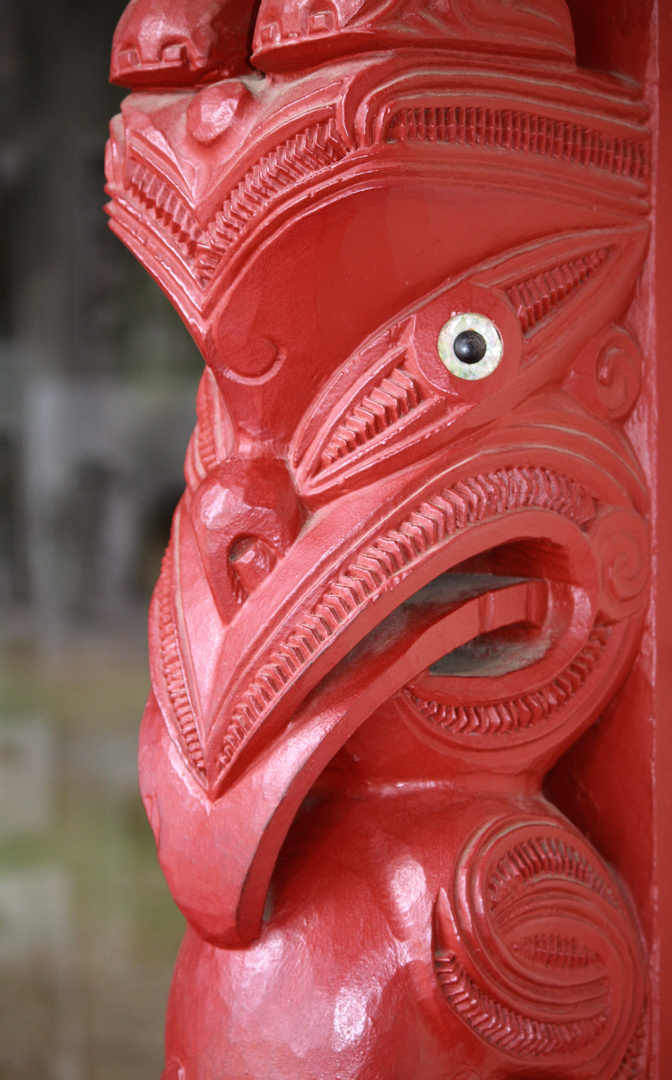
[
  {"left": 106, "top": 48, "right": 650, "bottom": 781},
  {"left": 106, "top": 3, "right": 651, "bottom": 1074}
]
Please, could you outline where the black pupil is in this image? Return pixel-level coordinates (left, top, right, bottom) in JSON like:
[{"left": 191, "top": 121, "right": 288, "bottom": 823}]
[{"left": 453, "top": 329, "right": 488, "bottom": 364}]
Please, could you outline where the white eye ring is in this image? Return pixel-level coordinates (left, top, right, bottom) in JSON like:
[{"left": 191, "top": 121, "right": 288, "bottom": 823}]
[{"left": 437, "top": 313, "right": 503, "bottom": 380}]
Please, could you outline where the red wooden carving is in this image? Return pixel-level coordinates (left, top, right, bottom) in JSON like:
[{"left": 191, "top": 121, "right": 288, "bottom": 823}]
[{"left": 105, "top": 1, "right": 653, "bottom": 1076}]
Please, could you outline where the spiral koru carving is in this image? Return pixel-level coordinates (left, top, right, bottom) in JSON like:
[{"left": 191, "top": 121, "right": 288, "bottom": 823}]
[
  {"left": 595, "top": 327, "right": 643, "bottom": 421},
  {"left": 435, "top": 817, "right": 646, "bottom": 1076}
]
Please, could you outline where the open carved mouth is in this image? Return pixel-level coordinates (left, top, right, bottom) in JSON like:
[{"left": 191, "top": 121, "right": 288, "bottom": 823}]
[
  {"left": 256, "top": 531, "right": 605, "bottom": 778},
  {"left": 146, "top": 468, "right": 648, "bottom": 820},
  {"left": 401, "top": 537, "right": 608, "bottom": 744},
  {"left": 173, "top": 463, "right": 629, "bottom": 793},
  {"left": 155, "top": 458, "right": 645, "bottom": 794},
  {"left": 147, "top": 450, "right": 646, "bottom": 947}
]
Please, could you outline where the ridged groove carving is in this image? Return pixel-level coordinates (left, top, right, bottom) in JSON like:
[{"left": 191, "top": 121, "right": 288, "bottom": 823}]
[
  {"left": 184, "top": 369, "right": 235, "bottom": 489},
  {"left": 126, "top": 158, "right": 204, "bottom": 255},
  {"left": 215, "top": 467, "right": 595, "bottom": 780},
  {"left": 507, "top": 249, "right": 609, "bottom": 334},
  {"left": 409, "top": 624, "right": 609, "bottom": 736},
  {"left": 386, "top": 106, "right": 649, "bottom": 183},
  {"left": 434, "top": 949, "right": 607, "bottom": 1056},
  {"left": 487, "top": 835, "right": 618, "bottom": 909},
  {"left": 121, "top": 115, "right": 642, "bottom": 302},
  {"left": 434, "top": 818, "right": 645, "bottom": 1067},
  {"left": 123, "top": 121, "right": 350, "bottom": 287},
  {"left": 196, "top": 119, "right": 350, "bottom": 280},
  {"left": 318, "top": 366, "right": 422, "bottom": 470},
  {"left": 512, "top": 933, "right": 598, "bottom": 970},
  {"left": 156, "top": 535, "right": 206, "bottom": 779}
]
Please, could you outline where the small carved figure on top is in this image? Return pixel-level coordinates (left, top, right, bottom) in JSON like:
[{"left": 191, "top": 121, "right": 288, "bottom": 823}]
[
  {"left": 252, "top": 0, "right": 576, "bottom": 70},
  {"left": 110, "top": 0, "right": 259, "bottom": 87}
]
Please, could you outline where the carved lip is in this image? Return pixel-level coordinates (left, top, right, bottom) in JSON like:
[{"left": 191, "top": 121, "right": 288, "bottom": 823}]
[{"left": 404, "top": 619, "right": 611, "bottom": 742}]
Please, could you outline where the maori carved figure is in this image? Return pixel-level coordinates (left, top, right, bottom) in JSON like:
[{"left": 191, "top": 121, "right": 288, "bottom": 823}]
[{"left": 106, "top": 1, "right": 652, "bottom": 1076}]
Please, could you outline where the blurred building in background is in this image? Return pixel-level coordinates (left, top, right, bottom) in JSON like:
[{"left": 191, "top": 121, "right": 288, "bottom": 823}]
[
  {"left": 0, "top": 0, "right": 201, "bottom": 651},
  {"left": 0, "top": 3, "right": 198, "bottom": 1077}
]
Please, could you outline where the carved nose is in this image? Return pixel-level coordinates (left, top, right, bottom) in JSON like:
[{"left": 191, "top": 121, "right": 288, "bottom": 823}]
[{"left": 190, "top": 456, "right": 304, "bottom": 622}]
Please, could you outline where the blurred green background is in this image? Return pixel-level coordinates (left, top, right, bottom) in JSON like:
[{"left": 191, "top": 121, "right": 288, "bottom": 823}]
[{"left": 0, "top": 1, "right": 202, "bottom": 1076}]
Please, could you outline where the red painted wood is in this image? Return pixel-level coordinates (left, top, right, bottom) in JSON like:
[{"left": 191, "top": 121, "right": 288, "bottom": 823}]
[
  {"left": 105, "top": 0, "right": 662, "bottom": 1075},
  {"left": 652, "top": 0, "right": 672, "bottom": 1071}
]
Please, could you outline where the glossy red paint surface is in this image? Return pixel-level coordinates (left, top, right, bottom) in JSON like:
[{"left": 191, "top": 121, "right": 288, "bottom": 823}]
[{"left": 105, "top": 0, "right": 664, "bottom": 1075}]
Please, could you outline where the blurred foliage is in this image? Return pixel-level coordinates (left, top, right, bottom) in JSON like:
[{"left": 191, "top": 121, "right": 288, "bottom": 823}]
[{"left": 0, "top": 646, "right": 185, "bottom": 1079}]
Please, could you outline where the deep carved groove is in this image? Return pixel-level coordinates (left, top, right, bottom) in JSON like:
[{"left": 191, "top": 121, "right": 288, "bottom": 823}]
[
  {"left": 157, "top": 550, "right": 207, "bottom": 779},
  {"left": 434, "top": 950, "right": 607, "bottom": 1056},
  {"left": 507, "top": 249, "right": 609, "bottom": 333},
  {"left": 126, "top": 158, "right": 204, "bottom": 253},
  {"left": 197, "top": 119, "right": 350, "bottom": 280},
  {"left": 122, "top": 120, "right": 351, "bottom": 288},
  {"left": 512, "top": 933, "right": 598, "bottom": 970},
  {"left": 318, "top": 366, "right": 422, "bottom": 469},
  {"left": 487, "top": 836, "right": 618, "bottom": 910},
  {"left": 387, "top": 106, "right": 649, "bottom": 183}
]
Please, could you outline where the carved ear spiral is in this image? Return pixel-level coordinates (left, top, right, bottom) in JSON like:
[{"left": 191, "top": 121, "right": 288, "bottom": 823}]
[
  {"left": 595, "top": 328, "right": 643, "bottom": 420},
  {"left": 434, "top": 816, "right": 646, "bottom": 1077},
  {"left": 589, "top": 508, "right": 650, "bottom": 623}
]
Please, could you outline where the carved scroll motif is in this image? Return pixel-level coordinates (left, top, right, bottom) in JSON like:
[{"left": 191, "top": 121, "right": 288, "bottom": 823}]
[{"left": 434, "top": 818, "right": 645, "bottom": 1071}]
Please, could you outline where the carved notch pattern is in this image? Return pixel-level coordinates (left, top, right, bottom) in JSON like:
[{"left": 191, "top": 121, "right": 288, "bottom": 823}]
[
  {"left": 126, "top": 158, "right": 204, "bottom": 255},
  {"left": 122, "top": 120, "right": 351, "bottom": 289},
  {"left": 507, "top": 249, "right": 610, "bottom": 334},
  {"left": 434, "top": 820, "right": 644, "bottom": 1068},
  {"left": 387, "top": 106, "right": 649, "bottom": 183},
  {"left": 434, "top": 949, "right": 607, "bottom": 1056},
  {"left": 487, "top": 835, "right": 618, "bottom": 909},
  {"left": 512, "top": 933, "right": 597, "bottom": 970},
  {"left": 409, "top": 624, "right": 610, "bottom": 737},
  {"left": 318, "top": 365, "right": 422, "bottom": 469},
  {"left": 196, "top": 119, "right": 350, "bottom": 281},
  {"left": 215, "top": 467, "right": 594, "bottom": 780},
  {"left": 157, "top": 544, "right": 207, "bottom": 779}
]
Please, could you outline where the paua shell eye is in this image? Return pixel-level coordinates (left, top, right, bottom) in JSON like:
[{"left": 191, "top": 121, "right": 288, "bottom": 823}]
[{"left": 437, "top": 313, "right": 503, "bottom": 380}]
